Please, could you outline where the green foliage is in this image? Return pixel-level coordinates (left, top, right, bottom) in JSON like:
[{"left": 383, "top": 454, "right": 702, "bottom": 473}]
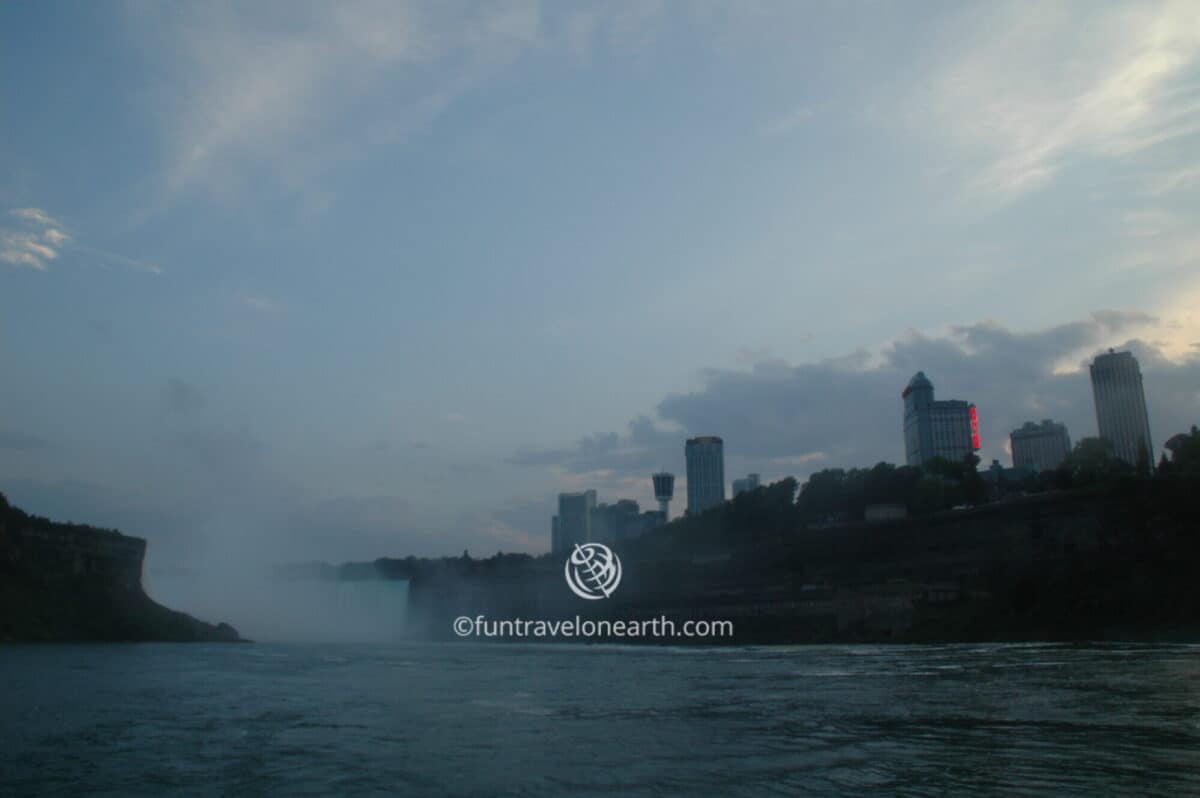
[
  {"left": 796, "top": 453, "right": 984, "bottom": 521},
  {"left": 725, "top": 477, "right": 799, "bottom": 538},
  {"left": 1160, "top": 425, "right": 1200, "bottom": 477},
  {"left": 795, "top": 468, "right": 849, "bottom": 519},
  {"left": 633, "top": 476, "right": 802, "bottom": 552},
  {"left": 914, "top": 476, "right": 945, "bottom": 514},
  {"left": 1060, "top": 437, "right": 1134, "bottom": 486},
  {"left": 1017, "top": 467, "right": 1072, "bottom": 494}
]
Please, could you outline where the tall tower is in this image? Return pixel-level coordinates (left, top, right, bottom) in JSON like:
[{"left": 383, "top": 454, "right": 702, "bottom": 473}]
[
  {"left": 651, "top": 472, "right": 675, "bottom": 521},
  {"left": 551, "top": 490, "right": 597, "bottom": 554},
  {"left": 902, "top": 372, "right": 935, "bottom": 466},
  {"left": 685, "top": 436, "right": 725, "bottom": 514},
  {"left": 1090, "top": 349, "right": 1154, "bottom": 468}
]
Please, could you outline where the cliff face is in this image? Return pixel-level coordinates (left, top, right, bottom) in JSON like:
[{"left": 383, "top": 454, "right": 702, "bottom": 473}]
[{"left": 0, "top": 496, "right": 240, "bottom": 643}]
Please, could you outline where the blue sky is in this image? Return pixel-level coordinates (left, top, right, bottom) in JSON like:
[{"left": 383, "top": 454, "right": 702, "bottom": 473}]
[{"left": 2, "top": 1, "right": 1199, "bottom": 568}]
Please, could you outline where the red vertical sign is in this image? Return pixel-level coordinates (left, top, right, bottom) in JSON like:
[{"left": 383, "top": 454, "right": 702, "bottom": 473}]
[{"left": 970, "top": 406, "right": 981, "bottom": 450}]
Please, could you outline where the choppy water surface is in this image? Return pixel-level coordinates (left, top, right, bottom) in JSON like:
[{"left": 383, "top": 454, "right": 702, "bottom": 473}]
[{"left": 2, "top": 642, "right": 1199, "bottom": 796}]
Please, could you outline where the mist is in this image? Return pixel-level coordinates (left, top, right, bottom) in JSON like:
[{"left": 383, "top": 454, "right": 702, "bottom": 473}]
[{"left": 144, "top": 564, "right": 408, "bottom": 644}]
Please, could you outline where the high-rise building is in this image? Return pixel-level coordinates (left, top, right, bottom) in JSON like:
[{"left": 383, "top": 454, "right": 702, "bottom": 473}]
[
  {"left": 902, "top": 372, "right": 980, "bottom": 466},
  {"left": 1010, "top": 420, "right": 1071, "bottom": 473},
  {"left": 552, "top": 491, "right": 662, "bottom": 552},
  {"left": 1090, "top": 349, "right": 1154, "bottom": 467},
  {"left": 732, "top": 473, "right": 761, "bottom": 496},
  {"left": 551, "top": 490, "right": 596, "bottom": 554},
  {"left": 589, "top": 499, "right": 660, "bottom": 545},
  {"left": 651, "top": 472, "right": 675, "bottom": 521},
  {"left": 685, "top": 436, "right": 725, "bottom": 514}
]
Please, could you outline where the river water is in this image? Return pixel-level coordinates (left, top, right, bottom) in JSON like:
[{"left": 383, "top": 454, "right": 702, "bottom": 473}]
[{"left": 2, "top": 642, "right": 1198, "bottom": 796}]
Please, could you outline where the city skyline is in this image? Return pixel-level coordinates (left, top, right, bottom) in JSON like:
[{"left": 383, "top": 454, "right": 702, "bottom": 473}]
[
  {"left": 2, "top": 2, "right": 1199, "bottom": 565},
  {"left": 553, "top": 348, "right": 1161, "bottom": 552}
]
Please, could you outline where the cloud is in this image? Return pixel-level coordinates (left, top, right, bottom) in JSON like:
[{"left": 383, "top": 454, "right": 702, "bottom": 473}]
[
  {"left": 508, "top": 415, "right": 679, "bottom": 476},
  {"left": 1121, "top": 209, "right": 1180, "bottom": 238},
  {"left": 125, "top": 2, "right": 689, "bottom": 216},
  {"left": 907, "top": 0, "right": 1200, "bottom": 202},
  {"left": 235, "top": 292, "right": 284, "bottom": 314},
  {"left": 510, "top": 311, "right": 1200, "bottom": 484},
  {"left": 132, "top": 1, "right": 546, "bottom": 214},
  {"left": 1, "top": 207, "right": 69, "bottom": 270},
  {"left": 449, "top": 494, "right": 559, "bottom": 555},
  {"left": 474, "top": 517, "right": 542, "bottom": 554},
  {"left": 1, "top": 207, "right": 161, "bottom": 273},
  {"left": 9, "top": 208, "right": 59, "bottom": 226},
  {"left": 71, "top": 244, "right": 163, "bottom": 275},
  {"left": 42, "top": 228, "right": 69, "bottom": 246},
  {"left": 1144, "top": 165, "right": 1200, "bottom": 196}
]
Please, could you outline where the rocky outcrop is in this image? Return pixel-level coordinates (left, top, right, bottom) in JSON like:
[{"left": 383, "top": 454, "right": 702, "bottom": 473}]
[{"left": 0, "top": 494, "right": 240, "bottom": 642}]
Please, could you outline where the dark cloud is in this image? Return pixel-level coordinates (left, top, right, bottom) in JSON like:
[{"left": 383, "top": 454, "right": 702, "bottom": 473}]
[
  {"left": 507, "top": 417, "right": 677, "bottom": 475},
  {"left": 509, "top": 312, "right": 1200, "bottom": 481}
]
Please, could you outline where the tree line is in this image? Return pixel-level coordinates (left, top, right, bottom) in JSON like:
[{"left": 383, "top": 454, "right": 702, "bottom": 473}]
[{"left": 638, "top": 425, "right": 1200, "bottom": 550}]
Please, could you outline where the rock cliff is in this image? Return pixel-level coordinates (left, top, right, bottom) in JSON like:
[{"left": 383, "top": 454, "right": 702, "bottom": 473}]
[{"left": 0, "top": 493, "right": 240, "bottom": 642}]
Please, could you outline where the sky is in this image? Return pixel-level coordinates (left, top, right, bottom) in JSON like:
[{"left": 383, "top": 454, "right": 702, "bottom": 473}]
[{"left": 2, "top": 0, "right": 1199, "bottom": 570}]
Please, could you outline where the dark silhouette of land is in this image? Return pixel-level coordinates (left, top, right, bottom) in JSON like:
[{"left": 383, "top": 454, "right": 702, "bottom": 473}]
[
  {"left": 336, "top": 427, "right": 1200, "bottom": 644},
  {"left": 0, "top": 493, "right": 240, "bottom": 642},
  {"left": 6, "top": 426, "right": 1199, "bottom": 644}
]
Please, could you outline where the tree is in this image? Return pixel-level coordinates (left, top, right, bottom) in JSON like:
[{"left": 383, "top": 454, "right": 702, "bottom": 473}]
[
  {"left": 727, "top": 476, "right": 799, "bottom": 537},
  {"left": 1163, "top": 425, "right": 1200, "bottom": 476},
  {"left": 1136, "top": 441, "right": 1152, "bottom": 476},
  {"left": 960, "top": 452, "right": 986, "bottom": 505},
  {"left": 796, "top": 468, "right": 849, "bottom": 520},
  {"left": 1062, "top": 437, "right": 1132, "bottom": 485},
  {"left": 914, "top": 476, "right": 945, "bottom": 514}
]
